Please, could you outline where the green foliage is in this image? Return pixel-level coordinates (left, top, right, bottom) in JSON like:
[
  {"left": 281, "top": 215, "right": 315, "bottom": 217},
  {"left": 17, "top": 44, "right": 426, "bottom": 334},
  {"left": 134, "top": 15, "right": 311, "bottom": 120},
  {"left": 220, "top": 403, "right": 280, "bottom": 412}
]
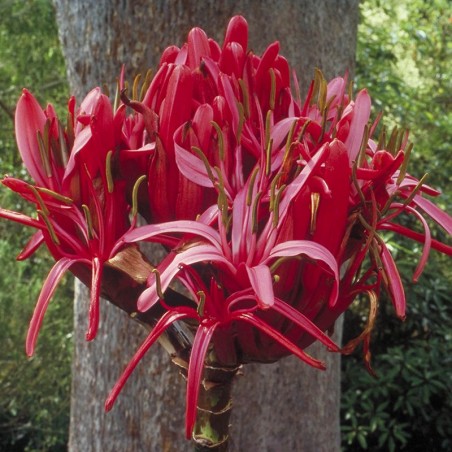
[
  {"left": 0, "top": 0, "right": 68, "bottom": 166},
  {"left": 0, "top": 1, "right": 71, "bottom": 450},
  {"left": 342, "top": 0, "right": 452, "bottom": 450}
]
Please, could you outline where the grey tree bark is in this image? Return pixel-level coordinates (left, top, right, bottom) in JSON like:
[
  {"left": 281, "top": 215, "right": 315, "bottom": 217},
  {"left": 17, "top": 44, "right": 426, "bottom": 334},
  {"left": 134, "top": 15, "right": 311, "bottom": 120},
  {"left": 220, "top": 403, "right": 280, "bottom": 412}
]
[{"left": 53, "top": 1, "right": 359, "bottom": 451}]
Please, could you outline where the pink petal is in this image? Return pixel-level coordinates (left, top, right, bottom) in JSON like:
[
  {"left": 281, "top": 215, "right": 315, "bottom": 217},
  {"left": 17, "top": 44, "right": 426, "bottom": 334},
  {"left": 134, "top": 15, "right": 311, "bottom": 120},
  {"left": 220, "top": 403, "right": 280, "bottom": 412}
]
[
  {"left": 389, "top": 203, "right": 432, "bottom": 282},
  {"left": 105, "top": 309, "right": 194, "bottom": 412},
  {"left": 223, "top": 16, "right": 248, "bottom": 51},
  {"left": 277, "top": 142, "right": 329, "bottom": 222},
  {"left": 85, "top": 257, "right": 103, "bottom": 341},
  {"left": 380, "top": 242, "right": 406, "bottom": 319},
  {"left": 344, "top": 89, "right": 371, "bottom": 163},
  {"left": 412, "top": 194, "right": 452, "bottom": 235},
  {"left": 26, "top": 257, "right": 83, "bottom": 356},
  {"left": 187, "top": 27, "right": 211, "bottom": 69},
  {"left": 122, "top": 220, "right": 222, "bottom": 250},
  {"left": 15, "top": 89, "right": 48, "bottom": 186},
  {"left": 137, "top": 245, "right": 234, "bottom": 312},
  {"left": 174, "top": 130, "right": 215, "bottom": 188},
  {"left": 185, "top": 322, "right": 218, "bottom": 439},
  {"left": 246, "top": 264, "right": 275, "bottom": 308},
  {"left": 0, "top": 207, "right": 43, "bottom": 230},
  {"left": 267, "top": 240, "right": 339, "bottom": 306},
  {"left": 17, "top": 231, "right": 45, "bottom": 260},
  {"left": 235, "top": 313, "right": 326, "bottom": 369},
  {"left": 272, "top": 298, "right": 340, "bottom": 351}
]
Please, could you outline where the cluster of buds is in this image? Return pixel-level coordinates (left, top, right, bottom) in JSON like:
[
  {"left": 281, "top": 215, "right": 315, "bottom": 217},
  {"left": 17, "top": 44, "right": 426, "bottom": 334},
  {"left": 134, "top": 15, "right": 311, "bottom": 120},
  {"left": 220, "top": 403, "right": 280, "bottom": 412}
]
[{"left": 1, "top": 16, "right": 451, "bottom": 440}]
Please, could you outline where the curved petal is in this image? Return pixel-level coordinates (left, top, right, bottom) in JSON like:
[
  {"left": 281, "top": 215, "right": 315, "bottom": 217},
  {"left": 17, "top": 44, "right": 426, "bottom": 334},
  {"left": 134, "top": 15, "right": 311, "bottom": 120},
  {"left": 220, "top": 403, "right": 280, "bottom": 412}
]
[
  {"left": 138, "top": 245, "right": 235, "bottom": 312},
  {"left": 85, "top": 257, "right": 103, "bottom": 341},
  {"left": 0, "top": 207, "right": 43, "bottom": 230},
  {"left": 26, "top": 257, "right": 85, "bottom": 356},
  {"left": 267, "top": 240, "right": 339, "bottom": 306},
  {"left": 174, "top": 134, "right": 215, "bottom": 188},
  {"left": 412, "top": 194, "right": 452, "bottom": 235},
  {"left": 105, "top": 309, "right": 194, "bottom": 412},
  {"left": 344, "top": 89, "right": 371, "bottom": 163},
  {"left": 246, "top": 264, "right": 274, "bottom": 308},
  {"left": 272, "top": 298, "right": 340, "bottom": 351},
  {"left": 185, "top": 322, "right": 219, "bottom": 439},
  {"left": 15, "top": 89, "right": 48, "bottom": 186},
  {"left": 235, "top": 313, "right": 326, "bottom": 369},
  {"left": 17, "top": 231, "right": 45, "bottom": 260},
  {"left": 380, "top": 242, "right": 405, "bottom": 320},
  {"left": 122, "top": 220, "right": 222, "bottom": 250}
]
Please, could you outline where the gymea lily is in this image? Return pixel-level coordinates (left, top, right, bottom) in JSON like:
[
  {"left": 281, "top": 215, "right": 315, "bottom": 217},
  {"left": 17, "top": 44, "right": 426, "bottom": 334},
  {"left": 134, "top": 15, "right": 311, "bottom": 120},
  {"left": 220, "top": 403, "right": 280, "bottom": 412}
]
[
  {"left": 2, "top": 13, "right": 451, "bottom": 451},
  {"left": 0, "top": 88, "right": 131, "bottom": 353}
]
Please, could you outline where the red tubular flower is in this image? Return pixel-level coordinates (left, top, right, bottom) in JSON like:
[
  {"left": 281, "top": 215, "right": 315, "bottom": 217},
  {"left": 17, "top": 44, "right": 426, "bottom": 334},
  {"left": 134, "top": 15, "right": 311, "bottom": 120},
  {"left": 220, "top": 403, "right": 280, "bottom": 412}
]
[{"left": 1, "top": 88, "right": 131, "bottom": 352}]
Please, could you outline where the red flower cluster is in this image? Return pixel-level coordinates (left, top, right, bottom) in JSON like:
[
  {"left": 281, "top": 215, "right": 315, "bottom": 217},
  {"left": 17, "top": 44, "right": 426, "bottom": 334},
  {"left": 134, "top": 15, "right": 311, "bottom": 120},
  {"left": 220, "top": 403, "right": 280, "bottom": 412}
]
[{"left": 1, "top": 15, "right": 451, "bottom": 439}]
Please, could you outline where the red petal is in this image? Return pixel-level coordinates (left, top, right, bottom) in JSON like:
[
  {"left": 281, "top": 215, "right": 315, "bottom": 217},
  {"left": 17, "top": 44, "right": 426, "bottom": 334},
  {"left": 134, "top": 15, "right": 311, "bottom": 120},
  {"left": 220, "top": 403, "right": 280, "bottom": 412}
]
[
  {"left": 344, "top": 89, "right": 371, "bottom": 163},
  {"left": 17, "top": 231, "right": 45, "bottom": 260},
  {"left": 187, "top": 27, "right": 211, "bottom": 69},
  {"left": 85, "top": 257, "right": 103, "bottom": 341},
  {"left": 105, "top": 309, "right": 193, "bottom": 412},
  {"left": 380, "top": 242, "right": 406, "bottom": 319},
  {"left": 246, "top": 264, "right": 274, "bottom": 308},
  {"left": 26, "top": 257, "right": 80, "bottom": 356},
  {"left": 223, "top": 16, "right": 248, "bottom": 52},
  {"left": 272, "top": 298, "right": 340, "bottom": 351},
  {"left": 185, "top": 322, "right": 218, "bottom": 439},
  {"left": 236, "top": 313, "right": 326, "bottom": 369},
  {"left": 15, "top": 89, "right": 48, "bottom": 186}
]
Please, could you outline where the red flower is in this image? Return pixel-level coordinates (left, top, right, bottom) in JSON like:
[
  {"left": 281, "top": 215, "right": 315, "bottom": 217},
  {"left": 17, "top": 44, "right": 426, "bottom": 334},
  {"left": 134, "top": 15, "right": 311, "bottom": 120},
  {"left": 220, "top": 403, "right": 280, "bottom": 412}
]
[{"left": 1, "top": 88, "right": 131, "bottom": 352}]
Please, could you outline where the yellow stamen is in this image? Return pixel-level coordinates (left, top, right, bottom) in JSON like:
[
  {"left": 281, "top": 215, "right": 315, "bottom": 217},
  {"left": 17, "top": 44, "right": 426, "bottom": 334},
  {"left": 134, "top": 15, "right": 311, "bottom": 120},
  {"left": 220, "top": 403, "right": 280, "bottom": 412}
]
[
  {"left": 236, "top": 102, "right": 245, "bottom": 143},
  {"left": 139, "top": 69, "right": 153, "bottom": 101},
  {"left": 132, "top": 73, "right": 141, "bottom": 101},
  {"left": 37, "top": 131, "right": 52, "bottom": 177},
  {"left": 191, "top": 146, "right": 216, "bottom": 184},
  {"left": 269, "top": 68, "right": 276, "bottom": 111},
  {"left": 239, "top": 79, "right": 250, "bottom": 118},
  {"left": 37, "top": 209, "right": 60, "bottom": 245},
  {"left": 246, "top": 167, "right": 259, "bottom": 206},
  {"left": 197, "top": 291, "right": 206, "bottom": 317},
  {"left": 82, "top": 204, "right": 95, "bottom": 239},
  {"left": 251, "top": 191, "right": 263, "bottom": 233},
  {"left": 310, "top": 192, "right": 321, "bottom": 235},
  {"left": 211, "top": 121, "right": 225, "bottom": 161},
  {"left": 152, "top": 268, "right": 164, "bottom": 299},
  {"left": 36, "top": 187, "right": 73, "bottom": 205},
  {"left": 132, "top": 175, "right": 147, "bottom": 218},
  {"left": 396, "top": 142, "right": 414, "bottom": 185},
  {"left": 29, "top": 186, "right": 49, "bottom": 216},
  {"left": 105, "top": 150, "right": 114, "bottom": 193}
]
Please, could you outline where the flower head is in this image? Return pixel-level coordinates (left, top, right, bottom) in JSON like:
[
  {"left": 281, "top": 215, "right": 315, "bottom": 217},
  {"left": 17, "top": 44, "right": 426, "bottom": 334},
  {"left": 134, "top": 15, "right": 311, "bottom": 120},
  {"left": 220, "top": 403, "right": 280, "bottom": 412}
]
[{"left": 2, "top": 14, "right": 451, "bottom": 442}]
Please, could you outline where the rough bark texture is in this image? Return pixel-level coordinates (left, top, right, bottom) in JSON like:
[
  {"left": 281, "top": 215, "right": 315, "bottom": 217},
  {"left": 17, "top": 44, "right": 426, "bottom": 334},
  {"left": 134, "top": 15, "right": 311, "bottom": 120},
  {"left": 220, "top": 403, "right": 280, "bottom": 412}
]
[{"left": 54, "top": 1, "right": 359, "bottom": 451}]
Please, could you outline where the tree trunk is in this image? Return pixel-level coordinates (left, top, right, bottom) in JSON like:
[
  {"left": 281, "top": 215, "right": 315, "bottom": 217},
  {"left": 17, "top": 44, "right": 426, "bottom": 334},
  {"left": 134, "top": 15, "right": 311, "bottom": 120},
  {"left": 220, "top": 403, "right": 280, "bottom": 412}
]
[{"left": 54, "top": 1, "right": 358, "bottom": 451}]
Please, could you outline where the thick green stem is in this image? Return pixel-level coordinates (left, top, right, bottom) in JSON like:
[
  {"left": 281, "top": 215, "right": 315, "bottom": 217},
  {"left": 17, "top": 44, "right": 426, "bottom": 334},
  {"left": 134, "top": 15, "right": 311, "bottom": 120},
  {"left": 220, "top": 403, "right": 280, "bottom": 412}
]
[{"left": 191, "top": 363, "right": 239, "bottom": 451}]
